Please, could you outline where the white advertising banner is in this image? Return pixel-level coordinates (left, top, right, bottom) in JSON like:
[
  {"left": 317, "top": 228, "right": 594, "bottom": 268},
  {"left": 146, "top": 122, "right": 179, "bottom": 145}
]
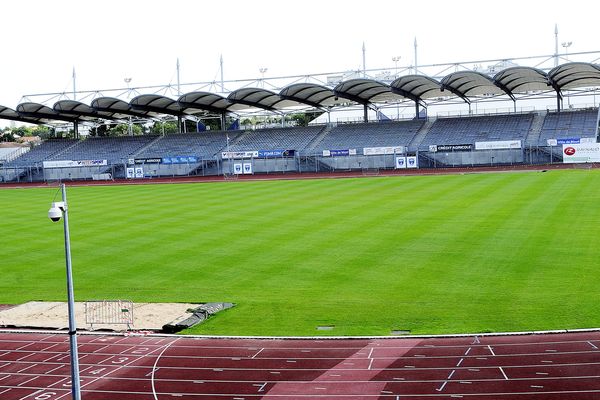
[
  {"left": 562, "top": 143, "right": 600, "bottom": 163},
  {"left": 243, "top": 163, "right": 253, "bottom": 174},
  {"left": 222, "top": 151, "right": 258, "bottom": 159},
  {"left": 43, "top": 159, "right": 107, "bottom": 168},
  {"left": 364, "top": 146, "right": 406, "bottom": 156},
  {"left": 395, "top": 156, "right": 407, "bottom": 169},
  {"left": 475, "top": 140, "right": 521, "bottom": 150},
  {"left": 233, "top": 163, "right": 243, "bottom": 174},
  {"left": 134, "top": 167, "right": 144, "bottom": 178},
  {"left": 126, "top": 167, "right": 135, "bottom": 178}
]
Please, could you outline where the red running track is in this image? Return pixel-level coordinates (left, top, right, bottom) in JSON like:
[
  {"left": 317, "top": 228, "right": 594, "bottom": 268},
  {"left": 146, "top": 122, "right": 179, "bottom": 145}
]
[{"left": 1, "top": 330, "right": 600, "bottom": 399}]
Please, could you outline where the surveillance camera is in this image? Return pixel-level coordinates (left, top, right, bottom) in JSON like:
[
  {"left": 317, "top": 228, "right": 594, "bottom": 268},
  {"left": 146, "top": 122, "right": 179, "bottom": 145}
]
[
  {"left": 48, "top": 206, "right": 62, "bottom": 222},
  {"left": 48, "top": 202, "right": 65, "bottom": 222}
]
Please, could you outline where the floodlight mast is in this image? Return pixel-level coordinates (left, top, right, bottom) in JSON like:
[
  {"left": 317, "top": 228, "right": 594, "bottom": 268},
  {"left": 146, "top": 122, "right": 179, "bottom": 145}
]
[{"left": 48, "top": 184, "right": 81, "bottom": 400}]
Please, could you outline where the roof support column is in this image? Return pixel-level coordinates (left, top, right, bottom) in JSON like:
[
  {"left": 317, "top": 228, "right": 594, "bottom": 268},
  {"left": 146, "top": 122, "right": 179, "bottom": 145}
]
[
  {"left": 177, "top": 116, "right": 182, "bottom": 133},
  {"left": 415, "top": 102, "right": 420, "bottom": 119},
  {"left": 73, "top": 121, "right": 79, "bottom": 139},
  {"left": 363, "top": 104, "right": 368, "bottom": 122},
  {"left": 221, "top": 112, "right": 226, "bottom": 131},
  {"left": 557, "top": 93, "right": 562, "bottom": 112}
]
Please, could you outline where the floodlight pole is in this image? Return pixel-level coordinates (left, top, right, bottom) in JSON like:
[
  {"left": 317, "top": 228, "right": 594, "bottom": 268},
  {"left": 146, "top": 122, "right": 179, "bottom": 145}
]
[{"left": 60, "top": 184, "right": 82, "bottom": 400}]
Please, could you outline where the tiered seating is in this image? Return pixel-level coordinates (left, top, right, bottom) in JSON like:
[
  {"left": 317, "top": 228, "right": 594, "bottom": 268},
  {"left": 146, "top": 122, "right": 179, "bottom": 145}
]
[
  {"left": 137, "top": 132, "right": 237, "bottom": 159},
  {"left": 420, "top": 114, "right": 534, "bottom": 148},
  {"left": 538, "top": 109, "right": 598, "bottom": 144},
  {"left": 228, "top": 126, "right": 323, "bottom": 151},
  {"left": 49, "top": 136, "right": 158, "bottom": 164},
  {"left": 316, "top": 120, "right": 424, "bottom": 151},
  {"left": 8, "top": 139, "right": 78, "bottom": 166}
]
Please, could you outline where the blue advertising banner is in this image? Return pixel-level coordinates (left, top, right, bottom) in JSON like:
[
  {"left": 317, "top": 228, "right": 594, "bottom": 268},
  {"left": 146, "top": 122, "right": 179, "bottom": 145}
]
[
  {"left": 557, "top": 138, "right": 580, "bottom": 145},
  {"left": 329, "top": 149, "right": 350, "bottom": 157}
]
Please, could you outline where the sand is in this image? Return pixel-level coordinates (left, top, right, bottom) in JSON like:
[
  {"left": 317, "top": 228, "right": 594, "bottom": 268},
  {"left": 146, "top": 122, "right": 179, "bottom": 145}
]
[{"left": 0, "top": 301, "right": 199, "bottom": 331}]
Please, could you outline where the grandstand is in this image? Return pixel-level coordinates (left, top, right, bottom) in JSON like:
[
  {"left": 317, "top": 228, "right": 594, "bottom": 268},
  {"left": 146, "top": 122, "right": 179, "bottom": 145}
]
[
  {"left": 136, "top": 132, "right": 236, "bottom": 159},
  {"left": 49, "top": 135, "right": 157, "bottom": 164},
  {"left": 419, "top": 113, "right": 534, "bottom": 148},
  {"left": 313, "top": 120, "right": 424, "bottom": 153},
  {"left": 1, "top": 107, "right": 599, "bottom": 181},
  {"left": 228, "top": 126, "right": 324, "bottom": 152},
  {"left": 6, "top": 139, "right": 78, "bottom": 167},
  {"left": 1, "top": 56, "right": 600, "bottom": 182},
  {"left": 537, "top": 108, "right": 599, "bottom": 145}
]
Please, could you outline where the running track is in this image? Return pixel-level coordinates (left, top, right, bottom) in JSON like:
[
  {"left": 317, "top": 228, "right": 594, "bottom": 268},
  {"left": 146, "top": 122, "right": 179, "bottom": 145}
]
[{"left": 1, "top": 330, "right": 600, "bottom": 399}]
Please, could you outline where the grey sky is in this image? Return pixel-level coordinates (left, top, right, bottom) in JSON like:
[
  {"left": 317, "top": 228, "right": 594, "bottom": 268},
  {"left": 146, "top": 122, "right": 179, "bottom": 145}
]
[{"left": 0, "top": 0, "right": 597, "bottom": 112}]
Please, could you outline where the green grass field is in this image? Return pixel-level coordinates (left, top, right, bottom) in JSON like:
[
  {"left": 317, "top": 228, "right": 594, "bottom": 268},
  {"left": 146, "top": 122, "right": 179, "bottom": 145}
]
[{"left": 2, "top": 169, "right": 600, "bottom": 336}]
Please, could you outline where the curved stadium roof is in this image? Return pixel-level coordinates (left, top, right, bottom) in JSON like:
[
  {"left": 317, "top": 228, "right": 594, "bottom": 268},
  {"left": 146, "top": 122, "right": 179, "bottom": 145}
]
[{"left": 2, "top": 62, "right": 600, "bottom": 125}]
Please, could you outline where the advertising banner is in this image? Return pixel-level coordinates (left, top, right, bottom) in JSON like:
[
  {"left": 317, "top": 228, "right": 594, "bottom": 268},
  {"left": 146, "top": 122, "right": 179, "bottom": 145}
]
[
  {"left": 407, "top": 155, "right": 418, "bottom": 168},
  {"left": 557, "top": 138, "right": 580, "bottom": 145},
  {"left": 395, "top": 156, "right": 407, "bottom": 169},
  {"left": 43, "top": 159, "right": 107, "bottom": 168},
  {"left": 161, "top": 156, "right": 199, "bottom": 164},
  {"left": 233, "top": 163, "right": 243, "bottom": 174},
  {"left": 134, "top": 167, "right": 144, "bottom": 178},
  {"left": 243, "top": 163, "right": 253, "bottom": 174},
  {"left": 257, "top": 149, "right": 295, "bottom": 158},
  {"left": 474, "top": 140, "right": 521, "bottom": 150},
  {"left": 435, "top": 144, "right": 472, "bottom": 152},
  {"left": 126, "top": 167, "right": 135, "bottom": 178},
  {"left": 562, "top": 143, "right": 600, "bottom": 163},
  {"left": 363, "top": 146, "right": 405, "bottom": 155},
  {"left": 134, "top": 158, "right": 162, "bottom": 164},
  {"left": 221, "top": 151, "right": 259, "bottom": 159}
]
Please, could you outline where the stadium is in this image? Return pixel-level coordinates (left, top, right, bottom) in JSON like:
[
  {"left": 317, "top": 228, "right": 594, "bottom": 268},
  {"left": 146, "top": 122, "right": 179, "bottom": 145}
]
[{"left": 1, "top": 46, "right": 600, "bottom": 397}]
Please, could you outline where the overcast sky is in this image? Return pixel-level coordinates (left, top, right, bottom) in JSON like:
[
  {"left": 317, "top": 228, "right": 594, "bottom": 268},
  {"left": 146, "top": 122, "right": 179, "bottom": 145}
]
[{"left": 1, "top": 0, "right": 598, "bottom": 112}]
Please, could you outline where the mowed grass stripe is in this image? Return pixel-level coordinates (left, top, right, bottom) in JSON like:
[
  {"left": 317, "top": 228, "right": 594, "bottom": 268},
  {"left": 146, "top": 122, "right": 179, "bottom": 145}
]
[{"left": 1, "top": 170, "right": 599, "bottom": 335}]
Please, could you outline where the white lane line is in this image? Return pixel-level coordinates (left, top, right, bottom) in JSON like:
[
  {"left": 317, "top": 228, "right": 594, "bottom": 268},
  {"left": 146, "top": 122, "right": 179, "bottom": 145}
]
[
  {"left": 257, "top": 382, "right": 268, "bottom": 392},
  {"left": 368, "top": 347, "right": 374, "bottom": 359},
  {"left": 472, "top": 336, "right": 480, "bottom": 344},
  {"left": 487, "top": 345, "right": 496, "bottom": 356},
  {"left": 436, "top": 381, "right": 448, "bottom": 392},
  {"left": 368, "top": 358, "right": 374, "bottom": 370},
  {"left": 464, "top": 347, "right": 472, "bottom": 356},
  {"left": 152, "top": 338, "right": 179, "bottom": 400},
  {"left": 499, "top": 366, "right": 508, "bottom": 380},
  {"left": 588, "top": 341, "right": 598, "bottom": 350},
  {"left": 456, "top": 358, "right": 464, "bottom": 367},
  {"left": 251, "top": 348, "right": 264, "bottom": 359},
  {"left": 436, "top": 368, "right": 456, "bottom": 392}
]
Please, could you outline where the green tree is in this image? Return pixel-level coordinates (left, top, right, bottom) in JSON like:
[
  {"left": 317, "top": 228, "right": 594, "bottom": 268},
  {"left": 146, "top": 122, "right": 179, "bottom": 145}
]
[{"left": 149, "top": 121, "right": 178, "bottom": 135}]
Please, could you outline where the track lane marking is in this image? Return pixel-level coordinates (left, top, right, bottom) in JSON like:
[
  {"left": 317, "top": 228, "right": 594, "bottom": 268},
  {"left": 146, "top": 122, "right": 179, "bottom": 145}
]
[
  {"left": 151, "top": 338, "right": 179, "bottom": 400},
  {"left": 251, "top": 348, "right": 264, "bottom": 359},
  {"left": 499, "top": 366, "right": 508, "bottom": 380}
]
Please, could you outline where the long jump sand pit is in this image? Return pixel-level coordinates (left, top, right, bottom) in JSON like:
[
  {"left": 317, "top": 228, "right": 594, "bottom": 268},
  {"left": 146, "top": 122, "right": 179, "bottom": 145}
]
[{"left": 0, "top": 301, "right": 200, "bottom": 332}]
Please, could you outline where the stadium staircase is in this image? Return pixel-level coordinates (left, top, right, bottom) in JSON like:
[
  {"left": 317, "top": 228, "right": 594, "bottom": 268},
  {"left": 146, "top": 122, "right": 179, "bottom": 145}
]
[
  {"left": 304, "top": 125, "right": 332, "bottom": 153},
  {"left": 131, "top": 135, "right": 163, "bottom": 158},
  {"left": 524, "top": 111, "right": 547, "bottom": 147},
  {"left": 408, "top": 118, "right": 436, "bottom": 151}
]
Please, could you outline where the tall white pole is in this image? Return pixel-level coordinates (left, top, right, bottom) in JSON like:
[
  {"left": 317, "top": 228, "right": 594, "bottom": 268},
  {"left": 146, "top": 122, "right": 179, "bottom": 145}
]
[
  {"left": 176, "top": 58, "right": 181, "bottom": 96},
  {"left": 72, "top": 67, "right": 77, "bottom": 101},
  {"left": 554, "top": 24, "right": 559, "bottom": 67},
  {"left": 220, "top": 54, "right": 224, "bottom": 93},
  {"left": 61, "top": 184, "right": 81, "bottom": 400},
  {"left": 414, "top": 37, "right": 418, "bottom": 75},
  {"left": 362, "top": 42, "right": 366, "bottom": 77}
]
